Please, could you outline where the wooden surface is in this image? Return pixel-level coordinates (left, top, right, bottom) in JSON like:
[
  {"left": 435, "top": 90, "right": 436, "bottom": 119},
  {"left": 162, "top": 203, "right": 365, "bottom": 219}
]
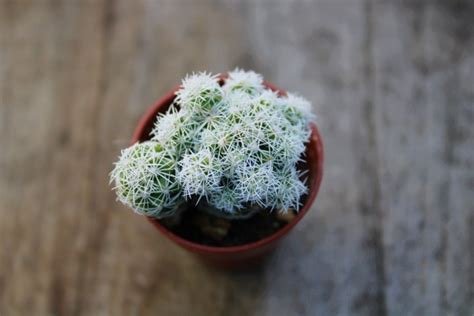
[{"left": 1, "top": 1, "right": 473, "bottom": 315}]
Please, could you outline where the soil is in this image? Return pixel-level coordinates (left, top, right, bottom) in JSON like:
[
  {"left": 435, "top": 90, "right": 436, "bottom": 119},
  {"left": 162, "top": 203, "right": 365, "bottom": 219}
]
[{"left": 160, "top": 206, "right": 296, "bottom": 247}]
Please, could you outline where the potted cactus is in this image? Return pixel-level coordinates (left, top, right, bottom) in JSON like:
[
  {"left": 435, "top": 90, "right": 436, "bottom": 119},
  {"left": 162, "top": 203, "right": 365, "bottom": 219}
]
[{"left": 110, "top": 70, "right": 323, "bottom": 268}]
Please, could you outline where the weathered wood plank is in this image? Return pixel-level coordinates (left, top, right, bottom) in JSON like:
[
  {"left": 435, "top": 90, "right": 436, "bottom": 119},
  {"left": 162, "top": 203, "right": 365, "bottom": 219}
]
[
  {"left": 371, "top": 1, "right": 474, "bottom": 315},
  {"left": 0, "top": 1, "right": 110, "bottom": 315}
]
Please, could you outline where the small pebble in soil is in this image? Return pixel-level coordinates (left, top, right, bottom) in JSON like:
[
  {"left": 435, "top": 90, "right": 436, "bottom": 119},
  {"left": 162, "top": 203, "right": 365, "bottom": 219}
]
[
  {"left": 276, "top": 209, "right": 296, "bottom": 223},
  {"left": 194, "top": 213, "right": 231, "bottom": 240}
]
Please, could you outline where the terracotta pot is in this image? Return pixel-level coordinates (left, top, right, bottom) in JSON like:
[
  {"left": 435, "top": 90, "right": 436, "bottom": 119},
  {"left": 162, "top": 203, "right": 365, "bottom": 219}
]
[{"left": 131, "top": 76, "right": 324, "bottom": 269}]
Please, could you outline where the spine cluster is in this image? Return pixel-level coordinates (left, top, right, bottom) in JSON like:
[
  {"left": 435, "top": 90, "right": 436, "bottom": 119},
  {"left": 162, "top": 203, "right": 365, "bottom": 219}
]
[{"left": 111, "top": 69, "right": 315, "bottom": 219}]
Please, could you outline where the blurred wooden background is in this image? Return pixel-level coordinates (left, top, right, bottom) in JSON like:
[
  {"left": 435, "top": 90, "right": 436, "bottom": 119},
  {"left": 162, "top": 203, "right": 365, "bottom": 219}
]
[{"left": 1, "top": 1, "right": 473, "bottom": 315}]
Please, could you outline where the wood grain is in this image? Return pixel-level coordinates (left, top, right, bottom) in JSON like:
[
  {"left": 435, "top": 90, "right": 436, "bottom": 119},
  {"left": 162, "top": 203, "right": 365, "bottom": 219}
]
[{"left": 0, "top": 1, "right": 473, "bottom": 315}]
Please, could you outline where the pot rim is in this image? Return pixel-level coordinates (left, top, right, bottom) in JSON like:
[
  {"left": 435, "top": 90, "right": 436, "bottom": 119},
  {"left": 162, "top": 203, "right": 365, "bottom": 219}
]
[{"left": 131, "top": 75, "right": 324, "bottom": 254}]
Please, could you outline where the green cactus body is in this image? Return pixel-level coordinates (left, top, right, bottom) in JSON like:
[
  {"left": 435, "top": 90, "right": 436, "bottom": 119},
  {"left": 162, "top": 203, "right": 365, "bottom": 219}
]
[
  {"left": 110, "top": 141, "right": 182, "bottom": 218},
  {"left": 111, "top": 69, "right": 315, "bottom": 219}
]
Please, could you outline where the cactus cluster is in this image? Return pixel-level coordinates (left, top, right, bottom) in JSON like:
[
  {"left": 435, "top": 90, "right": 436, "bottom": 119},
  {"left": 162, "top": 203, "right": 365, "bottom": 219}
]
[{"left": 111, "top": 69, "right": 315, "bottom": 219}]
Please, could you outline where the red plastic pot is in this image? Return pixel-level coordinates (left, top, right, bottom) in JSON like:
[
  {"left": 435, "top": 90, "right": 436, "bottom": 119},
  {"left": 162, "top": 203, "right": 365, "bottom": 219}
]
[{"left": 131, "top": 76, "right": 324, "bottom": 269}]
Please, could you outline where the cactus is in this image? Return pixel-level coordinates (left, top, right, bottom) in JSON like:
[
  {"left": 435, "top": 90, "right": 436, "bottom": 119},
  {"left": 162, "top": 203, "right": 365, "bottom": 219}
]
[
  {"left": 111, "top": 69, "right": 315, "bottom": 219},
  {"left": 110, "top": 141, "right": 182, "bottom": 218}
]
